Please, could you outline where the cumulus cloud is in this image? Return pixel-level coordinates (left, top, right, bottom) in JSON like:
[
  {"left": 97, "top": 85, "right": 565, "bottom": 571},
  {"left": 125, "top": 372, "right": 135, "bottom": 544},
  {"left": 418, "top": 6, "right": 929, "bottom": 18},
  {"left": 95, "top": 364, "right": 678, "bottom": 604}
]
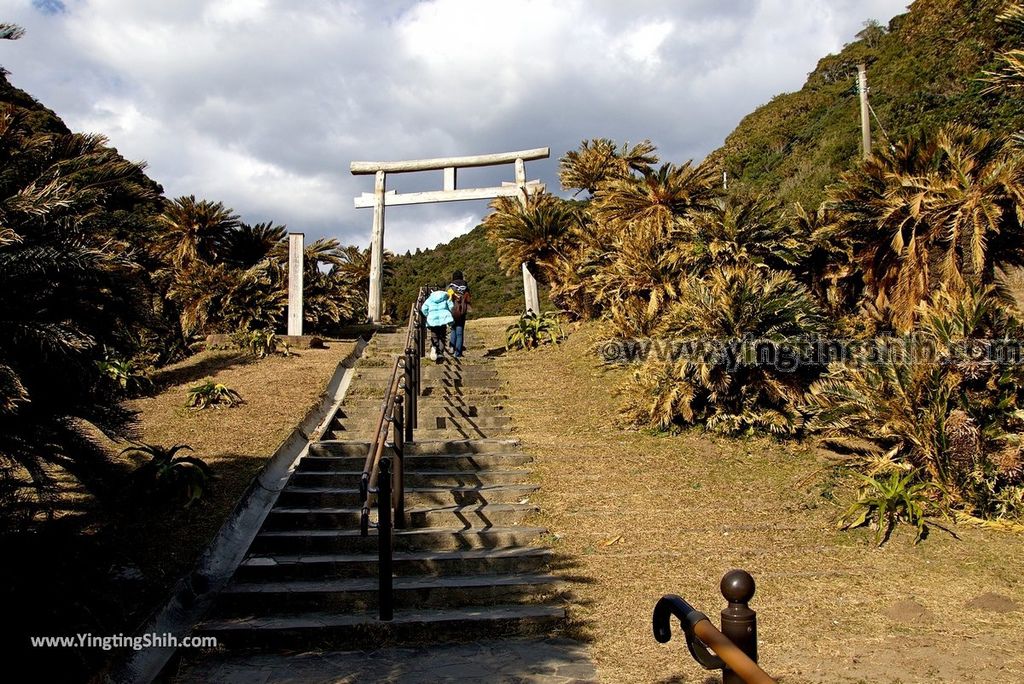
[{"left": 2, "top": 0, "right": 909, "bottom": 251}]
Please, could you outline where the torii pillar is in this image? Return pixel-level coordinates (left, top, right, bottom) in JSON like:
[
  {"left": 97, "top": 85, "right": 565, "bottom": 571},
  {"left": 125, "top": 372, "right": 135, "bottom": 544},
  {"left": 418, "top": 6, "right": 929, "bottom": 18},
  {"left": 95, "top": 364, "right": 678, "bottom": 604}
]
[{"left": 351, "top": 147, "right": 549, "bottom": 323}]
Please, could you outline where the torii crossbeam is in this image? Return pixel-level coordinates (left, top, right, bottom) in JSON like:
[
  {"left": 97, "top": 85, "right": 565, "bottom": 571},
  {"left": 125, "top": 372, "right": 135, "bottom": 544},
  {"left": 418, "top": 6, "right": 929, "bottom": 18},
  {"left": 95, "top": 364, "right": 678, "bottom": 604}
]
[{"left": 350, "top": 147, "right": 549, "bottom": 323}]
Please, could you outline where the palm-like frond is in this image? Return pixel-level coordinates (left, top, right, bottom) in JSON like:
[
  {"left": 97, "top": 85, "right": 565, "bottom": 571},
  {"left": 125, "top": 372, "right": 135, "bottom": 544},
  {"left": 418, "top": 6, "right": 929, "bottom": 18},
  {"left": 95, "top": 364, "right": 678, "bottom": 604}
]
[
  {"left": 981, "top": 3, "right": 1024, "bottom": 93},
  {"left": 484, "top": 191, "right": 576, "bottom": 278},
  {"left": 591, "top": 161, "right": 721, "bottom": 236},
  {"left": 827, "top": 125, "right": 1024, "bottom": 332},
  {"left": 223, "top": 221, "right": 286, "bottom": 268},
  {"left": 155, "top": 195, "right": 240, "bottom": 269},
  {"left": 621, "top": 267, "right": 822, "bottom": 435},
  {"left": 691, "top": 194, "right": 806, "bottom": 272},
  {"left": 559, "top": 138, "right": 659, "bottom": 196},
  {"left": 0, "top": 23, "right": 25, "bottom": 41}
]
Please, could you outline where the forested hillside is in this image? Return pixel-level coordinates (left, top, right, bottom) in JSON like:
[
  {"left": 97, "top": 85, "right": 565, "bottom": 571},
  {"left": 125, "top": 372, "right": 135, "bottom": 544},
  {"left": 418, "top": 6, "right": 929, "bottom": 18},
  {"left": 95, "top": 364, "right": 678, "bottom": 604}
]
[
  {"left": 386, "top": 223, "right": 549, "bottom": 318},
  {"left": 708, "top": 0, "right": 1024, "bottom": 208}
]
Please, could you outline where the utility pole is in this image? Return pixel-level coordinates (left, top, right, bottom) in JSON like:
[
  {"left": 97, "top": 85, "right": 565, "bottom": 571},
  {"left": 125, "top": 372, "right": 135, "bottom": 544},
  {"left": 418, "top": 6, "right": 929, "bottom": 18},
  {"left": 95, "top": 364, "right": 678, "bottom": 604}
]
[{"left": 857, "top": 63, "right": 872, "bottom": 160}]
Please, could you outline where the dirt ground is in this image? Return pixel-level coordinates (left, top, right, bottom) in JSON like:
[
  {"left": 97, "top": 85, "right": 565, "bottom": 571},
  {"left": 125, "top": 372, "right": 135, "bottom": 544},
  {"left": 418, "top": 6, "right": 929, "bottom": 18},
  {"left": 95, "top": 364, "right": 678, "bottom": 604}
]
[{"left": 473, "top": 316, "right": 1024, "bottom": 684}]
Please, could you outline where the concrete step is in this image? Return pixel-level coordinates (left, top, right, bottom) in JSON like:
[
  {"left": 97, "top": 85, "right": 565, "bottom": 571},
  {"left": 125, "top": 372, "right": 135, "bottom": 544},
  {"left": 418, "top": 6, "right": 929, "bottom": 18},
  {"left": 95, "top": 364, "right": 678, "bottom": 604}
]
[
  {"left": 298, "top": 452, "right": 534, "bottom": 472},
  {"left": 354, "top": 367, "right": 498, "bottom": 381},
  {"left": 325, "top": 428, "right": 511, "bottom": 441},
  {"left": 215, "top": 573, "right": 564, "bottom": 616},
  {"left": 265, "top": 503, "right": 538, "bottom": 529},
  {"left": 250, "top": 526, "right": 549, "bottom": 554},
  {"left": 341, "top": 398, "right": 508, "bottom": 414},
  {"left": 334, "top": 415, "right": 513, "bottom": 432},
  {"left": 420, "top": 385, "right": 507, "bottom": 397},
  {"left": 346, "top": 386, "right": 509, "bottom": 400},
  {"left": 196, "top": 604, "right": 566, "bottom": 649},
  {"left": 308, "top": 439, "right": 521, "bottom": 458},
  {"left": 275, "top": 486, "right": 539, "bottom": 509},
  {"left": 287, "top": 469, "right": 531, "bottom": 489},
  {"left": 235, "top": 547, "right": 555, "bottom": 582}
]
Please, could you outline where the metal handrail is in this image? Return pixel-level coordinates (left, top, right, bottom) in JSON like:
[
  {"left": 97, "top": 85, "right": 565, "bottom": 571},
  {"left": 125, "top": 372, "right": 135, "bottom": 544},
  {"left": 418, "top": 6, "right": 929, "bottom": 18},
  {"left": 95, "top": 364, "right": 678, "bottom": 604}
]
[
  {"left": 653, "top": 570, "right": 775, "bottom": 684},
  {"left": 358, "top": 289, "right": 427, "bottom": 621}
]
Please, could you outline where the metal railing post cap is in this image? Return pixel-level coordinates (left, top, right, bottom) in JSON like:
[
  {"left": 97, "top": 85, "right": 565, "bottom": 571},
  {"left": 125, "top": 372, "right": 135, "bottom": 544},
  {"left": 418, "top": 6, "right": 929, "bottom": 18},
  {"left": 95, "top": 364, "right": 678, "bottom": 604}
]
[{"left": 721, "top": 569, "right": 755, "bottom": 605}]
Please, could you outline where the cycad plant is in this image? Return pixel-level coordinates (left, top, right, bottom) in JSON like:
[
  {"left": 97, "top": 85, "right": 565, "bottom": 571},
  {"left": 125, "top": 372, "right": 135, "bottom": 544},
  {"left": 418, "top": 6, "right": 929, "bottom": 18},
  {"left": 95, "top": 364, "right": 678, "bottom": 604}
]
[
  {"left": 0, "top": 96, "right": 160, "bottom": 505},
  {"left": 690, "top": 194, "right": 807, "bottom": 273},
  {"left": 806, "top": 285, "right": 1024, "bottom": 517},
  {"left": 484, "top": 191, "right": 577, "bottom": 282},
  {"left": 982, "top": 2, "right": 1024, "bottom": 93},
  {"left": 506, "top": 311, "right": 564, "bottom": 350},
  {"left": 222, "top": 221, "right": 286, "bottom": 268},
  {"left": 185, "top": 379, "right": 244, "bottom": 409},
  {"left": 155, "top": 195, "right": 240, "bottom": 270},
  {"left": 122, "top": 443, "right": 213, "bottom": 508},
  {"left": 827, "top": 125, "right": 1024, "bottom": 332},
  {"left": 559, "top": 138, "right": 658, "bottom": 196},
  {"left": 590, "top": 161, "right": 720, "bottom": 236},
  {"left": 839, "top": 470, "right": 943, "bottom": 546},
  {"left": 621, "top": 267, "right": 822, "bottom": 435}
]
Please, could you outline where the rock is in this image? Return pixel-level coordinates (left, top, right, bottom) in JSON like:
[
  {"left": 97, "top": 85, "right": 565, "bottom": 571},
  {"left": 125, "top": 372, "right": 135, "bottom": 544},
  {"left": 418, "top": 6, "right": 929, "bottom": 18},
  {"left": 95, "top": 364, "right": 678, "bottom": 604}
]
[
  {"left": 965, "top": 592, "right": 1019, "bottom": 613},
  {"left": 883, "top": 599, "right": 933, "bottom": 623}
]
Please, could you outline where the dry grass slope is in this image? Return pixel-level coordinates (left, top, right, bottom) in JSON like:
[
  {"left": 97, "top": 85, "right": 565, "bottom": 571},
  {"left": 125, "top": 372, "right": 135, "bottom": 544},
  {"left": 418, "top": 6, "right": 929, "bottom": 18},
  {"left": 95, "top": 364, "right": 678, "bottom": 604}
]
[
  {"left": 120, "top": 342, "right": 357, "bottom": 584},
  {"left": 471, "top": 317, "right": 1024, "bottom": 683}
]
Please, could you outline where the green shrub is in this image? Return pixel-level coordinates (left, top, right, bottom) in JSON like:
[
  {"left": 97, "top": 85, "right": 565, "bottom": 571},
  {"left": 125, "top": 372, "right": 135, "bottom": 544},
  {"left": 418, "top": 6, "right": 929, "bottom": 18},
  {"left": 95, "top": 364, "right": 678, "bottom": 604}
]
[
  {"left": 230, "top": 328, "right": 280, "bottom": 358},
  {"left": 185, "top": 379, "right": 243, "bottom": 409},
  {"left": 122, "top": 442, "right": 213, "bottom": 508},
  {"left": 839, "top": 470, "right": 944, "bottom": 546},
  {"left": 95, "top": 353, "right": 153, "bottom": 397},
  {"left": 506, "top": 311, "right": 564, "bottom": 350}
]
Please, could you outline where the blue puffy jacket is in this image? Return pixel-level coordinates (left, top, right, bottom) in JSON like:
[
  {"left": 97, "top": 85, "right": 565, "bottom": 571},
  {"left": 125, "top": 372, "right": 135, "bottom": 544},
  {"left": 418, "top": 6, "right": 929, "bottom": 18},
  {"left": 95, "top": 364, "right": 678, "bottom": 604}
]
[{"left": 421, "top": 290, "right": 454, "bottom": 327}]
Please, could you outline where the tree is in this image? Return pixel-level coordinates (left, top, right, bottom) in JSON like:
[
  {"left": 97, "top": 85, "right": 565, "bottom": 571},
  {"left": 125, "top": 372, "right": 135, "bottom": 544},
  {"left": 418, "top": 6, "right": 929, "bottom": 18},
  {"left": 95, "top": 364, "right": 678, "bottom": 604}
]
[
  {"left": 222, "top": 221, "right": 286, "bottom": 269},
  {"left": 559, "top": 138, "right": 658, "bottom": 196},
  {"left": 0, "top": 99, "right": 158, "bottom": 501},
  {"left": 484, "top": 191, "right": 577, "bottom": 282},
  {"left": 827, "top": 125, "right": 1024, "bottom": 332},
  {"left": 155, "top": 195, "right": 240, "bottom": 270},
  {"left": 590, "top": 161, "right": 720, "bottom": 237}
]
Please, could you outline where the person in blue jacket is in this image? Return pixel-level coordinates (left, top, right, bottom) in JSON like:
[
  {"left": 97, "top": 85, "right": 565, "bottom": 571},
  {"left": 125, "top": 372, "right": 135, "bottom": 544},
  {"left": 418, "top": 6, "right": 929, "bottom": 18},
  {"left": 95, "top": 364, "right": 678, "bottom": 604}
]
[{"left": 421, "top": 288, "right": 454, "bottom": 363}]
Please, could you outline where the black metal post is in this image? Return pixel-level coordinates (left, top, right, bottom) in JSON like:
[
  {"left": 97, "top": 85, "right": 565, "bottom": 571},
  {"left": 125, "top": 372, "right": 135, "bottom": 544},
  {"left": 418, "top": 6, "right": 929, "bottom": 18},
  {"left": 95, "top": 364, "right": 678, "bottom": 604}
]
[
  {"left": 378, "top": 456, "right": 393, "bottom": 621},
  {"left": 404, "top": 351, "right": 414, "bottom": 442},
  {"left": 720, "top": 569, "right": 758, "bottom": 684},
  {"left": 392, "top": 392, "right": 406, "bottom": 530},
  {"left": 418, "top": 309, "right": 426, "bottom": 360}
]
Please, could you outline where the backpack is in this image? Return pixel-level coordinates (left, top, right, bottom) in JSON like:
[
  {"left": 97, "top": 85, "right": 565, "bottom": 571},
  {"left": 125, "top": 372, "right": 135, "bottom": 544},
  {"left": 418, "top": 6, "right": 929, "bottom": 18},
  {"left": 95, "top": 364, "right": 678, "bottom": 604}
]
[{"left": 451, "top": 291, "right": 468, "bottom": 319}]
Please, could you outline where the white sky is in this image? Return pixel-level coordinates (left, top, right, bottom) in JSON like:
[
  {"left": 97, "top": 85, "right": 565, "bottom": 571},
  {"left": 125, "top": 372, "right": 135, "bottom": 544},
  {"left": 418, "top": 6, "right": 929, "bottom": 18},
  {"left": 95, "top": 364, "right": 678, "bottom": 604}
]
[{"left": 2, "top": 0, "right": 910, "bottom": 253}]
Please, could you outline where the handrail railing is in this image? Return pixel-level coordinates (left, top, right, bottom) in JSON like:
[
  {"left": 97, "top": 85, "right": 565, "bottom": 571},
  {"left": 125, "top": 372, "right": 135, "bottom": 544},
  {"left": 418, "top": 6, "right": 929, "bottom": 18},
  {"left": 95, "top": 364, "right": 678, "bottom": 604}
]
[
  {"left": 653, "top": 570, "right": 776, "bottom": 684},
  {"left": 358, "top": 289, "right": 427, "bottom": 621}
]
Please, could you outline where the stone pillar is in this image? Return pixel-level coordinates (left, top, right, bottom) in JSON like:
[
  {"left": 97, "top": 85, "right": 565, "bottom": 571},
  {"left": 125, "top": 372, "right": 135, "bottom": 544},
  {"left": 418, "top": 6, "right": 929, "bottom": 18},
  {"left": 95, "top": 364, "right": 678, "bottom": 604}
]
[
  {"left": 368, "top": 170, "right": 386, "bottom": 323},
  {"left": 287, "top": 232, "right": 304, "bottom": 336},
  {"left": 521, "top": 262, "right": 540, "bottom": 315}
]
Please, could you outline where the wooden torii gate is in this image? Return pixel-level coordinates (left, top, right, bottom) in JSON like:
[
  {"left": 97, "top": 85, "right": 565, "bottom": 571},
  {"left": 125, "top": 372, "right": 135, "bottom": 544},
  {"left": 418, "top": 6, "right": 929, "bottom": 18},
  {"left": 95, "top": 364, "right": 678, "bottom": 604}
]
[{"left": 350, "top": 147, "right": 549, "bottom": 323}]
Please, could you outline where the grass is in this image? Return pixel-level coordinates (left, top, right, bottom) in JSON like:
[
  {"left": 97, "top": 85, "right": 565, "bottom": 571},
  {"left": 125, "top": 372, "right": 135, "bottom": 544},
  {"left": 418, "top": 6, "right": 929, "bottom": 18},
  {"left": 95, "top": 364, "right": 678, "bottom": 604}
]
[
  {"left": 471, "top": 317, "right": 1024, "bottom": 684},
  {"left": 5, "top": 340, "right": 356, "bottom": 683},
  {"left": 117, "top": 342, "right": 356, "bottom": 586}
]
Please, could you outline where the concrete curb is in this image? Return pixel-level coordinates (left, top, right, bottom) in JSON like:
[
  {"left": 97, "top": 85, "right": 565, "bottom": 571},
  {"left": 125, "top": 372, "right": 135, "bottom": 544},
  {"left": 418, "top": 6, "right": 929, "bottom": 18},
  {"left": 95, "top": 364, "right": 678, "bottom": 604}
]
[{"left": 107, "top": 337, "right": 369, "bottom": 684}]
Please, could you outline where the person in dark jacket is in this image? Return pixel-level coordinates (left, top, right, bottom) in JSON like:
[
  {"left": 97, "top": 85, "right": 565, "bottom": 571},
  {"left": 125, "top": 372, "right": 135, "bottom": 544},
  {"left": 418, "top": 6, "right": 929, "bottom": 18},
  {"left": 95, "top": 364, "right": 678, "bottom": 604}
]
[{"left": 446, "top": 271, "right": 471, "bottom": 358}]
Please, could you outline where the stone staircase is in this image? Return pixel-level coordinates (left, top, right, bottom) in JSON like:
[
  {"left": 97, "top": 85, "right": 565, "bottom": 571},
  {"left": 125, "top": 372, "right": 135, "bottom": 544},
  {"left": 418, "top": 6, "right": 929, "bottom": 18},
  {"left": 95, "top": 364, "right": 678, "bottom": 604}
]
[{"left": 193, "top": 328, "right": 566, "bottom": 650}]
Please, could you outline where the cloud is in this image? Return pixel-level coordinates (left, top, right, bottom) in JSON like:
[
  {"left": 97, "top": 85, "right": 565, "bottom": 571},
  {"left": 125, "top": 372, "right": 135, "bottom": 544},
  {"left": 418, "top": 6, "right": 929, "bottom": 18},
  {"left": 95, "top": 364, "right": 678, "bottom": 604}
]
[
  {"left": 31, "top": 0, "right": 66, "bottom": 16},
  {"left": 4, "top": 0, "right": 910, "bottom": 249}
]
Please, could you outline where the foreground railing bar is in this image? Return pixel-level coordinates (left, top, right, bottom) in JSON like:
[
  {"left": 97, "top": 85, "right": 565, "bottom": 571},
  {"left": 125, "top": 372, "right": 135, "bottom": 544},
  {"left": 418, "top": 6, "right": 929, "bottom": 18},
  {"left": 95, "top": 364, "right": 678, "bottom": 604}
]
[
  {"left": 356, "top": 287, "right": 428, "bottom": 622},
  {"left": 378, "top": 456, "right": 393, "bottom": 621},
  {"left": 653, "top": 570, "right": 774, "bottom": 684}
]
